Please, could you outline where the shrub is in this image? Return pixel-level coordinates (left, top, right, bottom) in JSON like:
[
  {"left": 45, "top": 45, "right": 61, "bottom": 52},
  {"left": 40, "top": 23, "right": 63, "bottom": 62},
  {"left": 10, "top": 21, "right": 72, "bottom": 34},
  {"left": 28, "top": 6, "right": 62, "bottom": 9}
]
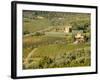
[
  {"left": 24, "top": 31, "right": 30, "bottom": 35},
  {"left": 23, "top": 48, "right": 91, "bottom": 69},
  {"left": 34, "top": 32, "right": 45, "bottom": 36},
  {"left": 38, "top": 56, "right": 53, "bottom": 68}
]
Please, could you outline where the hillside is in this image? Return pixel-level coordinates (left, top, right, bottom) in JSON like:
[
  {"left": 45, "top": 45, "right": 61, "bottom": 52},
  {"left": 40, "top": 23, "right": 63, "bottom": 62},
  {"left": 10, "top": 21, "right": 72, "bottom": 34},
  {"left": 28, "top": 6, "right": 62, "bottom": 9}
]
[{"left": 23, "top": 10, "right": 90, "bottom": 34}]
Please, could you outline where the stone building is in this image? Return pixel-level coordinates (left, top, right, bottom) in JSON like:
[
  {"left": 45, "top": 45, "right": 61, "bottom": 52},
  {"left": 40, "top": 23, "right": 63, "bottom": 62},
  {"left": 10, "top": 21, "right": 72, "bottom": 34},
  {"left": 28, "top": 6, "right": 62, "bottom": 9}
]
[
  {"left": 64, "top": 26, "right": 72, "bottom": 33},
  {"left": 74, "top": 32, "right": 85, "bottom": 44}
]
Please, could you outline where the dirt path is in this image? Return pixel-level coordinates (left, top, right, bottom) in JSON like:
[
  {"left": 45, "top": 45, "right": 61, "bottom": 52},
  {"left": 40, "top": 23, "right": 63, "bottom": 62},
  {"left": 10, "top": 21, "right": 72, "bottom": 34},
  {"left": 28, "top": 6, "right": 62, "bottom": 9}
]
[{"left": 24, "top": 48, "right": 38, "bottom": 65}]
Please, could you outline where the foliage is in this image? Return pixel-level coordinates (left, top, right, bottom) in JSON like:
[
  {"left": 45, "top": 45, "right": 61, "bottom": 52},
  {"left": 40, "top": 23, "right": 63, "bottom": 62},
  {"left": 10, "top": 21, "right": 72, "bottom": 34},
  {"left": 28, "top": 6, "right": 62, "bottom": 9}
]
[
  {"left": 34, "top": 32, "right": 45, "bottom": 36},
  {"left": 23, "top": 48, "right": 91, "bottom": 69},
  {"left": 23, "top": 30, "right": 30, "bottom": 35}
]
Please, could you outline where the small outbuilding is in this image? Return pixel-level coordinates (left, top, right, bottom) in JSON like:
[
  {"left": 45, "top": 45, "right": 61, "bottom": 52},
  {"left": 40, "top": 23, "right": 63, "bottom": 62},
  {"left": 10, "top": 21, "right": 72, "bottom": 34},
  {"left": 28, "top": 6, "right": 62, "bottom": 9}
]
[{"left": 74, "top": 32, "right": 85, "bottom": 44}]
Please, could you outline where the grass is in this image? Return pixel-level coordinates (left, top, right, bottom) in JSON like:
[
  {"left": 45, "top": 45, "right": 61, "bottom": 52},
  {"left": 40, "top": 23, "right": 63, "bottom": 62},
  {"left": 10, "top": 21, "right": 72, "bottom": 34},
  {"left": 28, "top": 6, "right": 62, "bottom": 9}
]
[
  {"left": 23, "top": 19, "right": 52, "bottom": 33},
  {"left": 45, "top": 32, "right": 66, "bottom": 37},
  {"left": 23, "top": 33, "right": 74, "bottom": 57},
  {"left": 31, "top": 43, "right": 90, "bottom": 58}
]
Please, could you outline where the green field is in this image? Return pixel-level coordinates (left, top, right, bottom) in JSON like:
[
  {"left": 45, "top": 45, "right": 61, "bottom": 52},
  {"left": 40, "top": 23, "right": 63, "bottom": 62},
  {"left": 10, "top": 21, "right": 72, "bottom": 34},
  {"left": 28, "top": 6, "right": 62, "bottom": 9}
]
[{"left": 32, "top": 43, "right": 90, "bottom": 58}]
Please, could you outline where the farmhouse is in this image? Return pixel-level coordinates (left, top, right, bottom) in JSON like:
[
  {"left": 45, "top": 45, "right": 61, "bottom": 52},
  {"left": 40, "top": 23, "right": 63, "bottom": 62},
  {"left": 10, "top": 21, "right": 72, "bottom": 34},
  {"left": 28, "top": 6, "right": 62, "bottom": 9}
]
[{"left": 64, "top": 26, "right": 72, "bottom": 33}]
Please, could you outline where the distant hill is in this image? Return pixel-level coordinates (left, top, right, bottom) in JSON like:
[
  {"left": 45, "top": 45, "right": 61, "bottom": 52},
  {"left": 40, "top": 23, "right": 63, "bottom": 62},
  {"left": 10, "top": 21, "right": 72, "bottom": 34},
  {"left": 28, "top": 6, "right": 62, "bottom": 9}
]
[{"left": 23, "top": 10, "right": 90, "bottom": 34}]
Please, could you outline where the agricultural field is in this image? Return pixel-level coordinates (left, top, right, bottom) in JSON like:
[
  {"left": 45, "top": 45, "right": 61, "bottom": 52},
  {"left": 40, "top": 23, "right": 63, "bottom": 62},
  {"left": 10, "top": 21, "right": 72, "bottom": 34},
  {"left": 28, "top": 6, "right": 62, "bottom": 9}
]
[{"left": 22, "top": 10, "right": 91, "bottom": 69}]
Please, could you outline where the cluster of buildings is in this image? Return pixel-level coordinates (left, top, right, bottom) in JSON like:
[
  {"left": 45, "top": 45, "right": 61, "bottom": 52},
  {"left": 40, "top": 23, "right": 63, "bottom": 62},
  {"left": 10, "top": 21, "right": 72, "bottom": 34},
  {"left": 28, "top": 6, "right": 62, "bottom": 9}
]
[{"left": 64, "top": 26, "right": 85, "bottom": 44}]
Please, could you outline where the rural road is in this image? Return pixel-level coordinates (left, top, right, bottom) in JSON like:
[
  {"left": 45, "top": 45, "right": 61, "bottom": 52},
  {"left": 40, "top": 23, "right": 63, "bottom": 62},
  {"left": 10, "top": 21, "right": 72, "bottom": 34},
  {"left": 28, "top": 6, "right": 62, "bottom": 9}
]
[{"left": 24, "top": 27, "right": 54, "bottom": 37}]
